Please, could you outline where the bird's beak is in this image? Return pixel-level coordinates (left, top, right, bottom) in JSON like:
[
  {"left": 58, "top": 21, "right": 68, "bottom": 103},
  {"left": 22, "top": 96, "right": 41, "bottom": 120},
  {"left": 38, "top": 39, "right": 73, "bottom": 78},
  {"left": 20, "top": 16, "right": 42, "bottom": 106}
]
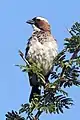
[{"left": 26, "top": 19, "right": 34, "bottom": 24}]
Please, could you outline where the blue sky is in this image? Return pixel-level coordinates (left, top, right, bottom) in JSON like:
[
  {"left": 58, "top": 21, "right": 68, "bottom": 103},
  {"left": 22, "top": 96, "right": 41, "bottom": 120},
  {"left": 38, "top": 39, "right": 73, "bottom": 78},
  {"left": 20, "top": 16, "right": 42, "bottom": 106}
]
[{"left": 0, "top": 0, "right": 80, "bottom": 120}]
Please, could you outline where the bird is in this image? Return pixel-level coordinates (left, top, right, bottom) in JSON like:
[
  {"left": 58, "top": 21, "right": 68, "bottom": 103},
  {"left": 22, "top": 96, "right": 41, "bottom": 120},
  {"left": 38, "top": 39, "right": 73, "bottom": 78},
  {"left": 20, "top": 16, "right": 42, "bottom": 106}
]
[{"left": 25, "top": 16, "right": 58, "bottom": 102}]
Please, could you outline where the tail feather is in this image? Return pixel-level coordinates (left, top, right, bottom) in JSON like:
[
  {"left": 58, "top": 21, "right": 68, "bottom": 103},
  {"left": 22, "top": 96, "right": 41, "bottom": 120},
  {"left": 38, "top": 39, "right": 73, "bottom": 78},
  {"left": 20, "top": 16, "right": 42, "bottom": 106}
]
[{"left": 29, "top": 86, "right": 40, "bottom": 102}]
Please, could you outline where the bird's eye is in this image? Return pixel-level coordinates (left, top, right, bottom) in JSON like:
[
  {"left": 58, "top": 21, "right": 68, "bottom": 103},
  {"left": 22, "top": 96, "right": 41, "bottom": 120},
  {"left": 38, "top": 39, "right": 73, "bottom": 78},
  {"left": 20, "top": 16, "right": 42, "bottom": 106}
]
[{"left": 37, "top": 19, "right": 40, "bottom": 21}]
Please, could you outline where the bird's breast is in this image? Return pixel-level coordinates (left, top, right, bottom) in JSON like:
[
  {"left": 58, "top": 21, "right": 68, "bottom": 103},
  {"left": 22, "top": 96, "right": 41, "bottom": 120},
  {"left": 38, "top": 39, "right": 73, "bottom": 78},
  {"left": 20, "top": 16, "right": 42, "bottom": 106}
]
[{"left": 27, "top": 36, "right": 58, "bottom": 75}]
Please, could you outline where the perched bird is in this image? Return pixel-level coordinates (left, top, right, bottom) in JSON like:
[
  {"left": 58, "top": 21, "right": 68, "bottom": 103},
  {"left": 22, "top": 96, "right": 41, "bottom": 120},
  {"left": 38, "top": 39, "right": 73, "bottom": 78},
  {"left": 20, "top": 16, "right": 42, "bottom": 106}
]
[{"left": 25, "top": 16, "right": 58, "bottom": 102}]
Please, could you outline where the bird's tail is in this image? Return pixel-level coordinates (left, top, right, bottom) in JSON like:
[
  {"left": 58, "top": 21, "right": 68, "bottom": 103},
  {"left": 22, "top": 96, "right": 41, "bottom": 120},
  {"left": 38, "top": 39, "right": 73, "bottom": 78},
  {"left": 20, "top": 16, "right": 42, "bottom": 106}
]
[{"left": 29, "top": 86, "right": 40, "bottom": 102}]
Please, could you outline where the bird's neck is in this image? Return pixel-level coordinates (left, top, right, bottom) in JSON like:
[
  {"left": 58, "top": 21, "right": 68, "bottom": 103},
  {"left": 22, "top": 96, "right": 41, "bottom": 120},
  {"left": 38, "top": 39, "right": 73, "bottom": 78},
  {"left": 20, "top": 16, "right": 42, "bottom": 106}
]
[{"left": 32, "top": 30, "right": 51, "bottom": 35}]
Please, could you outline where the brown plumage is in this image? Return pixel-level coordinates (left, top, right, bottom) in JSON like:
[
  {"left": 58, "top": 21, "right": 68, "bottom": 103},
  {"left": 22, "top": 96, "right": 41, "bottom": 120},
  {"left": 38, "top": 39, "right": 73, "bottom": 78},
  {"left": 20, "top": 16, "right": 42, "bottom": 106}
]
[{"left": 25, "top": 16, "right": 58, "bottom": 102}]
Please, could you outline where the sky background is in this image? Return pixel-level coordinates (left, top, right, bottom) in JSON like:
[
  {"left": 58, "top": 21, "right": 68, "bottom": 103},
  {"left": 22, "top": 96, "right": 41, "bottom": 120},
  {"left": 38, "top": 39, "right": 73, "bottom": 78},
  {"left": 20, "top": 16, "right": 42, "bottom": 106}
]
[{"left": 0, "top": 0, "right": 80, "bottom": 120}]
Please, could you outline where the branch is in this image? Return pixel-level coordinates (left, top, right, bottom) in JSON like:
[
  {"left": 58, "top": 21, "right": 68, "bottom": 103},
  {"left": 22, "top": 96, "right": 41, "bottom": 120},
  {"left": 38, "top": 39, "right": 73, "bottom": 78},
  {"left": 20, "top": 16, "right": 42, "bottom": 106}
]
[
  {"left": 33, "top": 111, "right": 43, "bottom": 120},
  {"left": 60, "top": 46, "right": 80, "bottom": 78},
  {"left": 70, "top": 47, "right": 80, "bottom": 60},
  {"left": 18, "top": 50, "right": 30, "bottom": 66}
]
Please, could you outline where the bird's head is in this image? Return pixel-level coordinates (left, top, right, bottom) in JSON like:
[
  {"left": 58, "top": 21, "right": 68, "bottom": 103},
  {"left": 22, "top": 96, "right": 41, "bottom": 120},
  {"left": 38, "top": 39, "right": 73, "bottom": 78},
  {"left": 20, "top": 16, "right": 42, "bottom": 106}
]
[{"left": 26, "top": 16, "right": 51, "bottom": 32}]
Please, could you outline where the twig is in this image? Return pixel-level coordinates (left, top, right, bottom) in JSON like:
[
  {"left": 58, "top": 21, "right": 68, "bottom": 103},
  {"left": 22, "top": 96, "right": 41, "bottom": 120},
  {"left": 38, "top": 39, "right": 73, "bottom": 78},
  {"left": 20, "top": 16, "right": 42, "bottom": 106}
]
[
  {"left": 33, "top": 110, "right": 43, "bottom": 120},
  {"left": 18, "top": 50, "right": 30, "bottom": 66},
  {"left": 70, "top": 47, "right": 80, "bottom": 60},
  {"left": 60, "top": 47, "right": 80, "bottom": 78}
]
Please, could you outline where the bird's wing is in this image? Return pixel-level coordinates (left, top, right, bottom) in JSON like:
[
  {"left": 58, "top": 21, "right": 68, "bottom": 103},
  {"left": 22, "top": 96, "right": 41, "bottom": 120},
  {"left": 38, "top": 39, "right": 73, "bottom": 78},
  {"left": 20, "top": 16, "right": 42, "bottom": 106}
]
[
  {"left": 25, "top": 37, "right": 40, "bottom": 102},
  {"left": 25, "top": 36, "right": 32, "bottom": 59}
]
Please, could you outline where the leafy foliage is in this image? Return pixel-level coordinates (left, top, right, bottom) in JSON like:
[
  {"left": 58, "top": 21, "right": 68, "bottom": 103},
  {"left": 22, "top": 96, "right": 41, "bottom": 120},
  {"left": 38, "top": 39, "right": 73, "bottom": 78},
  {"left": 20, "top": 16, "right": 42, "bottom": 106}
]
[
  {"left": 6, "top": 22, "right": 80, "bottom": 120},
  {"left": 5, "top": 111, "right": 25, "bottom": 120}
]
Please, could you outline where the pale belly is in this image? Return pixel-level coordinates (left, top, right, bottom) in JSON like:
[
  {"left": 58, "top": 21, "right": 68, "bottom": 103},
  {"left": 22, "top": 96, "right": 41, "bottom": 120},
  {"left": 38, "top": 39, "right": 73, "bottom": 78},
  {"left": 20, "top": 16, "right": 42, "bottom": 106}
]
[{"left": 27, "top": 41, "right": 58, "bottom": 75}]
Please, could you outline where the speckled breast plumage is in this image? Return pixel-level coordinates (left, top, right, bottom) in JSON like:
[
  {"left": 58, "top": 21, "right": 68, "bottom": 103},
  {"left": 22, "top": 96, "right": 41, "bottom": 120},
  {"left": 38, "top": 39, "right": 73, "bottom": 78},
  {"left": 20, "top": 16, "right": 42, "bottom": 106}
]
[{"left": 25, "top": 31, "right": 58, "bottom": 75}]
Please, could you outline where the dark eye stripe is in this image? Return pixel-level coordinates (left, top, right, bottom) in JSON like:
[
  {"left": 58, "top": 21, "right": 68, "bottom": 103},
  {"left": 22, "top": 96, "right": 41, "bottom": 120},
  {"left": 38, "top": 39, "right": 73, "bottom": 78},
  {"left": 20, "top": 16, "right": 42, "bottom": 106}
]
[
  {"left": 32, "top": 17, "right": 41, "bottom": 22},
  {"left": 32, "top": 18, "right": 41, "bottom": 28},
  {"left": 36, "top": 19, "right": 40, "bottom": 21}
]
